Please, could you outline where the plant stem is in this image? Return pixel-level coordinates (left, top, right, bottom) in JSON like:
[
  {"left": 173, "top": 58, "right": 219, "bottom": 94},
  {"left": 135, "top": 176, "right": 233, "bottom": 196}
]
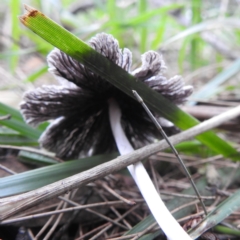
[{"left": 108, "top": 99, "right": 192, "bottom": 240}]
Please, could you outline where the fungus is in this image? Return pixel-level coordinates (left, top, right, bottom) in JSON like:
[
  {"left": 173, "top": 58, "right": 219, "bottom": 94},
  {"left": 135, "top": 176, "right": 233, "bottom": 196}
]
[{"left": 21, "top": 33, "right": 193, "bottom": 239}]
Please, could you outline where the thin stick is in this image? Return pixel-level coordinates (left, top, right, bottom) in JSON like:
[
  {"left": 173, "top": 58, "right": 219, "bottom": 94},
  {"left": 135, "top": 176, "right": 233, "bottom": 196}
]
[
  {"left": 43, "top": 198, "right": 69, "bottom": 240},
  {"left": 97, "top": 189, "right": 133, "bottom": 229},
  {"left": 1, "top": 104, "right": 240, "bottom": 221},
  {"left": 0, "top": 164, "right": 16, "bottom": 175},
  {"left": 35, "top": 201, "right": 64, "bottom": 239},
  {"left": 100, "top": 182, "right": 135, "bottom": 205},
  {"left": 108, "top": 99, "right": 192, "bottom": 240},
  {"left": 0, "top": 145, "right": 62, "bottom": 162},
  {"left": 75, "top": 223, "right": 110, "bottom": 240},
  {"left": 1, "top": 201, "right": 129, "bottom": 225},
  {"left": 58, "top": 197, "right": 128, "bottom": 230},
  {"left": 132, "top": 90, "right": 208, "bottom": 215}
]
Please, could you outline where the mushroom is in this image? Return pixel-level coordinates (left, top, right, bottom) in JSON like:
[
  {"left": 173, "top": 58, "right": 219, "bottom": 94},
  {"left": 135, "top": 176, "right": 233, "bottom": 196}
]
[{"left": 21, "top": 33, "right": 193, "bottom": 240}]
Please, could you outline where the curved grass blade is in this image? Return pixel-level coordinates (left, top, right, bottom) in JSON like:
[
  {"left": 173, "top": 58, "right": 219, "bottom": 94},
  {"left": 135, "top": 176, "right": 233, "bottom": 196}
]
[
  {"left": 0, "top": 102, "right": 46, "bottom": 139},
  {"left": 189, "top": 189, "right": 240, "bottom": 239},
  {"left": 0, "top": 117, "right": 42, "bottom": 140},
  {"left": 0, "top": 136, "right": 38, "bottom": 146},
  {"left": 162, "top": 18, "right": 240, "bottom": 48},
  {"left": 19, "top": 5, "right": 239, "bottom": 160},
  {"left": 188, "top": 58, "right": 240, "bottom": 105},
  {"left": 19, "top": 150, "right": 59, "bottom": 165},
  {"left": 138, "top": 0, "right": 148, "bottom": 53},
  {"left": 117, "top": 4, "right": 183, "bottom": 27},
  {"left": 0, "top": 102, "right": 23, "bottom": 122},
  {"left": 0, "top": 47, "right": 38, "bottom": 58},
  {"left": 214, "top": 225, "right": 240, "bottom": 237},
  {"left": 24, "top": 65, "right": 48, "bottom": 83},
  {"left": 0, "top": 127, "right": 38, "bottom": 146},
  {"left": 151, "top": 14, "right": 168, "bottom": 50},
  {"left": 0, "top": 153, "right": 117, "bottom": 197},
  {"left": 178, "top": 35, "right": 194, "bottom": 73},
  {"left": 10, "top": 0, "right": 21, "bottom": 71}
]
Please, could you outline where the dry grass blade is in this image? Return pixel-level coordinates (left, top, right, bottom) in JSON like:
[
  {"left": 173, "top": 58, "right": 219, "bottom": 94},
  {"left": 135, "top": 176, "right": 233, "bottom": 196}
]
[
  {"left": 0, "top": 200, "right": 130, "bottom": 225},
  {"left": 100, "top": 182, "right": 135, "bottom": 205}
]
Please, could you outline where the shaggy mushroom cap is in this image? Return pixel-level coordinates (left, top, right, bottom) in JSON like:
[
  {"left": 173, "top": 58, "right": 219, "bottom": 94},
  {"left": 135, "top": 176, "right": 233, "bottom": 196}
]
[{"left": 21, "top": 33, "right": 193, "bottom": 159}]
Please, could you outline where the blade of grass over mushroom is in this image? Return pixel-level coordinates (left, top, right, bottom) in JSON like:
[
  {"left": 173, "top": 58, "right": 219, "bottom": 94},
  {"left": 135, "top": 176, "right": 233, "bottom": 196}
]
[
  {"left": 19, "top": 5, "right": 239, "bottom": 160},
  {"left": 0, "top": 153, "right": 118, "bottom": 197},
  {"left": 189, "top": 189, "right": 240, "bottom": 239}
]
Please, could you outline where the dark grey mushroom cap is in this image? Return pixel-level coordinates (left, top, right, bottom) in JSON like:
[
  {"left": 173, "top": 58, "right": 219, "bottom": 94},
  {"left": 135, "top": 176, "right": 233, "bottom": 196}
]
[{"left": 20, "top": 33, "right": 193, "bottom": 159}]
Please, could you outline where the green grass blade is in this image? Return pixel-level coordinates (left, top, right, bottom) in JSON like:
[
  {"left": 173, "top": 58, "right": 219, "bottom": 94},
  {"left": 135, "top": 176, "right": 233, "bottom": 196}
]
[
  {"left": 24, "top": 65, "right": 48, "bottom": 83},
  {"left": 122, "top": 4, "right": 183, "bottom": 27},
  {"left": 19, "top": 5, "right": 239, "bottom": 160},
  {"left": 190, "top": 0, "right": 202, "bottom": 70},
  {"left": 19, "top": 150, "right": 60, "bottom": 165},
  {"left": 105, "top": 4, "right": 183, "bottom": 32},
  {"left": 0, "top": 153, "right": 118, "bottom": 197},
  {"left": 189, "top": 189, "right": 240, "bottom": 239},
  {"left": 0, "top": 127, "right": 38, "bottom": 146},
  {"left": 173, "top": 140, "right": 213, "bottom": 156},
  {"left": 0, "top": 102, "right": 23, "bottom": 121},
  {"left": 0, "top": 117, "right": 42, "bottom": 140},
  {"left": 191, "top": 0, "right": 202, "bottom": 24},
  {"left": 162, "top": 18, "right": 240, "bottom": 47},
  {"left": 138, "top": 0, "right": 148, "bottom": 52},
  {"left": 10, "top": 0, "right": 21, "bottom": 71},
  {"left": 189, "top": 58, "right": 240, "bottom": 105},
  {"left": 151, "top": 14, "right": 168, "bottom": 50},
  {"left": 0, "top": 47, "right": 38, "bottom": 58},
  {"left": 0, "top": 102, "right": 45, "bottom": 139},
  {"left": 107, "top": 0, "right": 116, "bottom": 20},
  {"left": 178, "top": 35, "right": 193, "bottom": 73},
  {"left": 214, "top": 225, "right": 240, "bottom": 237}
]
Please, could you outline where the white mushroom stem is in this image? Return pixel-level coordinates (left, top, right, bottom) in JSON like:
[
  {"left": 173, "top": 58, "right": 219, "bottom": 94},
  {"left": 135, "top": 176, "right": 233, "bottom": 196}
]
[{"left": 108, "top": 99, "right": 192, "bottom": 240}]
